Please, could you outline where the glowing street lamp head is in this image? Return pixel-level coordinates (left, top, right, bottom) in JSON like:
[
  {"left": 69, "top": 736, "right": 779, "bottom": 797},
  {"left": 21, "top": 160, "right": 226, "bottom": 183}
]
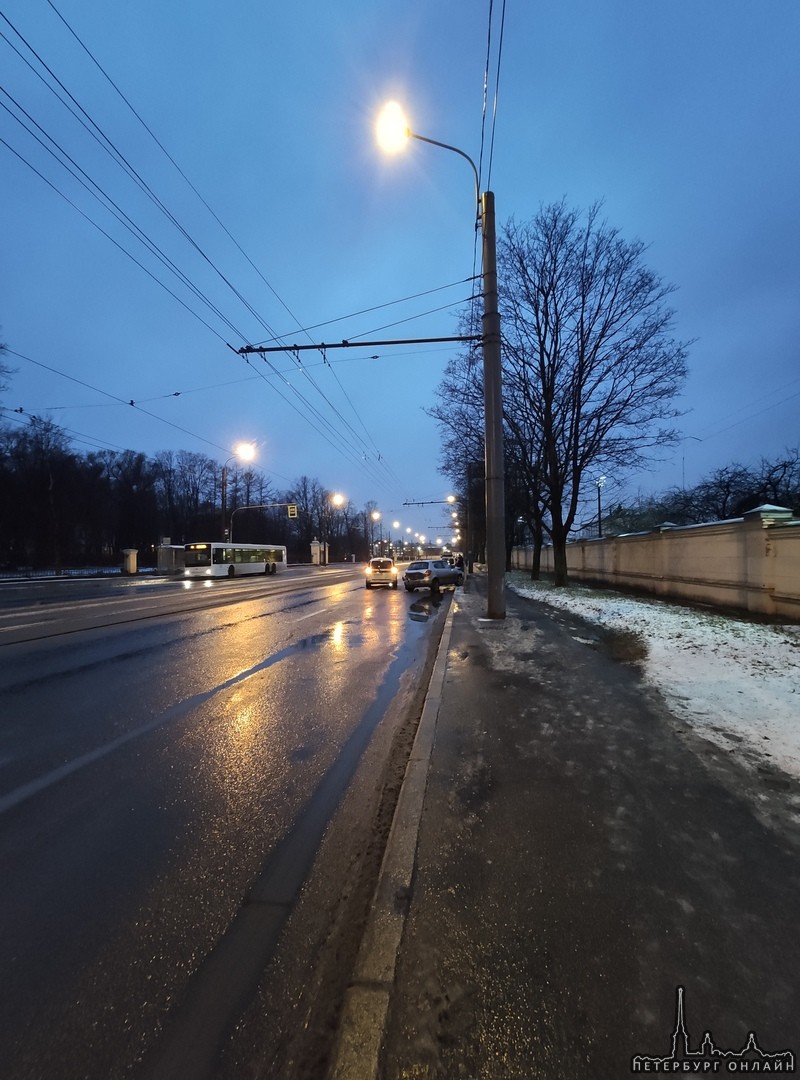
[
  {"left": 376, "top": 101, "right": 410, "bottom": 154},
  {"left": 233, "top": 441, "right": 256, "bottom": 464}
]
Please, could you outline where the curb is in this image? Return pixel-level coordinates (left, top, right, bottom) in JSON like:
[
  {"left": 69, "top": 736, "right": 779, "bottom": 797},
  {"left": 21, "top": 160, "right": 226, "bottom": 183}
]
[{"left": 328, "top": 599, "right": 457, "bottom": 1079}]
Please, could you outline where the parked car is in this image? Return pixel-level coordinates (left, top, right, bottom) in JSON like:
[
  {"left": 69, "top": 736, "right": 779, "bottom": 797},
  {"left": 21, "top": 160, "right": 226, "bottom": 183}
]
[
  {"left": 365, "top": 557, "right": 399, "bottom": 589},
  {"left": 403, "top": 558, "right": 464, "bottom": 592}
]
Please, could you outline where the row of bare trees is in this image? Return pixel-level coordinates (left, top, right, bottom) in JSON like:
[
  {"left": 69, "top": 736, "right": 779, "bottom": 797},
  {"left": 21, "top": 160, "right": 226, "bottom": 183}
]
[
  {"left": 0, "top": 413, "right": 378, "bottom": 569},
  {"left": 602, "top": 453, "right": 800, "bottom": 536}
]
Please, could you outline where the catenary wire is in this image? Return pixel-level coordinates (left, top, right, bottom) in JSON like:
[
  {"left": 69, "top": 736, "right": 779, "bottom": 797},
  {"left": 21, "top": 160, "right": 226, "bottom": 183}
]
[
  {"left": 16, "top": 3, "right": 410, "bottom": 488},
  {"left": 1, "top": 8, "right": 480, "bottom": 497},
  {"left": 1, "top": 13, "right": 395, "bottom": 477}
]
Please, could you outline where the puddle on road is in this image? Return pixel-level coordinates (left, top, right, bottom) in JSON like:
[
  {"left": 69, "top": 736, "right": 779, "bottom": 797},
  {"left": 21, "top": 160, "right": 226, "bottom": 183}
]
[{"left": 408, "top": 593, "right": 445, "bottom": 623}]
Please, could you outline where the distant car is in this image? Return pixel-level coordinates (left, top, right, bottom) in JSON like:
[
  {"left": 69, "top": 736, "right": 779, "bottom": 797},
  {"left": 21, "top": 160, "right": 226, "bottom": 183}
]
[
  {"left": 403, "top": 558, "right": 464, "bottom": 592},
  {"left": 365, "top": 557, "right": 399, "bottom": 589}
]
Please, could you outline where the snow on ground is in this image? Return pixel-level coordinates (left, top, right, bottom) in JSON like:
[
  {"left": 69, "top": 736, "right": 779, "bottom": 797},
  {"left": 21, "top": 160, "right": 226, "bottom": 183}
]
[{"left": 507, "top": 573, "right": 800, "bottom": 780}]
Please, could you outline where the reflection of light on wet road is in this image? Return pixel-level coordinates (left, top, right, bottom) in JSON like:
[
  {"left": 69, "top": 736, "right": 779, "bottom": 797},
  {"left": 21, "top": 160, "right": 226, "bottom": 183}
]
[{"left": 229, "top": 699, "right": 257, "bottom": 741}]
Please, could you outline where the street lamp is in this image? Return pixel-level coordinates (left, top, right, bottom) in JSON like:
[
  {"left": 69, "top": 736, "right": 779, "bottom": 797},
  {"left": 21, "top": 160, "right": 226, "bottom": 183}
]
[
  {"left": 221, "top": 442, "right": 256, "bottom": 541},
  {"left": 596, "top": 476, "right": 607, "bottom": 538},
  {"left": 377, "top": 102, "right": 506, "bottom": 619},
  {"left": 370, "top": 510, "right": 381, "bottom": 557}
]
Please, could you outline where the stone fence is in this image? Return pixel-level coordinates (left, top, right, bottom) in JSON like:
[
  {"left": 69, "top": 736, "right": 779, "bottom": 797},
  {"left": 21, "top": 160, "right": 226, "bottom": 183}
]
[{"left": 511, "top": 505, "right": 800, "bottom": 620}]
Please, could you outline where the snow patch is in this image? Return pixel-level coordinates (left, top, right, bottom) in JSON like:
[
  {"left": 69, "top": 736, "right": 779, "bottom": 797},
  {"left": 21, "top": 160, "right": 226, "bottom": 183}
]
[{"left": 508, "top": 576, "right": 800, "bottom": 780}]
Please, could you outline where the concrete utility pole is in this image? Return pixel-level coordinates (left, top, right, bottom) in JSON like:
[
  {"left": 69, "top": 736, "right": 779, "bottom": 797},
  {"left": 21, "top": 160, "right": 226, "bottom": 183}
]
[{"left": 480, "top": 191, "right": 506, "bottom": 619}]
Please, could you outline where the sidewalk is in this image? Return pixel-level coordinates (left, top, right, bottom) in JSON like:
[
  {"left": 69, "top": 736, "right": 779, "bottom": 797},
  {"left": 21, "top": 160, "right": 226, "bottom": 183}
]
[{"left": 332, "top": 572, "right": 800, "bottom": 1078}]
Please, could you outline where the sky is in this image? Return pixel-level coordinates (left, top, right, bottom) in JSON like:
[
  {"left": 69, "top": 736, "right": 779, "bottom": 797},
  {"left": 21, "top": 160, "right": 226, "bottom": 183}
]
[{"left": 2, "top": 0, "right": 799, "bottom": 541}]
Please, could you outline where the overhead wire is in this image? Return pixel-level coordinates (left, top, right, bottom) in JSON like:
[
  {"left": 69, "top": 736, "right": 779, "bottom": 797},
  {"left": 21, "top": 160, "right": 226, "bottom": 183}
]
[
  {"left": 251, "top": 277, "right": 478, "bottom": 346},
  {"left": 1, "top": 11, "right": 406, "bottom": 490},
  {"left": 5, "top": 348, "right": 233, "bottom": 454},
  {"left": 0, "top": 135, "right": 231, "bottom": 344},
  {"left": 455, "top": 0, "right": 509, "bottom": 407},
  {"left": 485, "top": 0, "right": 507, "bottom": 193},
  {"left": 5, "top": 343, "right": 391, "bottom": 489},
  {"left": 1, "top": 6, "right": 494, "bottom": 498},
  {"left": 30, "top": 1, "right": 421, "bottom": 496},
  {"left": 0, "top": 90, "right": 250, "bottom": 344}
]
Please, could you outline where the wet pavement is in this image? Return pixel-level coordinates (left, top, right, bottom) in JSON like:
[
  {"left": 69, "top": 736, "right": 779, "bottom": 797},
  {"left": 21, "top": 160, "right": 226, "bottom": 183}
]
[{"left": 334, "top": 571, "right": 800, "bottom": 1078}]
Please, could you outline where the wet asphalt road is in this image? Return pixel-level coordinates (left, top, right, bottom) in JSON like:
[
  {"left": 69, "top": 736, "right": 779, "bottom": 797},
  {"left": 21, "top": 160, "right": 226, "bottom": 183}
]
[
  {"left": 383, "top": 582, "right": 800, "bottom": 1078},
  {"left": 0, "top": 567, "right": 446, "bottom": 1079}
]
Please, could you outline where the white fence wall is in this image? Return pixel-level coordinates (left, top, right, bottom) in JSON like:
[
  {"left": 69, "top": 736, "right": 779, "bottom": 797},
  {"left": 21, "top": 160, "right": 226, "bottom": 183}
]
[{"left": 511, "top": 506, "right": 800, "bottom": 620}]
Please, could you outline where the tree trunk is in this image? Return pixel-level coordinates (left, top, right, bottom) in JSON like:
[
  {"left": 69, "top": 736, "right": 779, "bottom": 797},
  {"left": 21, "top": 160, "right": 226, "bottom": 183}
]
[
  {"left": 550, "top": 524, "right": 570, "bottom": 586},
  {"left": 528, "top": 534, "right": 542, "bottom": 580}
]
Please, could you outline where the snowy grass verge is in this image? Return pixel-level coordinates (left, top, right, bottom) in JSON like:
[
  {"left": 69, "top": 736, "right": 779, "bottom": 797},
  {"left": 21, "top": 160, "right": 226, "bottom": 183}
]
[{"left": 508, "top": 572, "right": 800, "bottom": 780}]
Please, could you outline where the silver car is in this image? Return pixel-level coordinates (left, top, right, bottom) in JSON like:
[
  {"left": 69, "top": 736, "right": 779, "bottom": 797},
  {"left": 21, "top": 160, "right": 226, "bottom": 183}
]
[
  {"left": 403, "top": 558, "right": 463, "bottom": 592},
  {"left": 365, "top": 557, "right": 399, "bottom": 589}
]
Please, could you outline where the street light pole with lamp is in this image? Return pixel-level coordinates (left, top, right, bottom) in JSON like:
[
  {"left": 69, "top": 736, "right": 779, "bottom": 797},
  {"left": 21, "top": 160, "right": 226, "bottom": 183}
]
[
  {"left": 377, "top": 103, "right": 506, "bottom": 619},
  {"left": 220, "top": 442, "right": 256, "bottom": 541},
  {"left": 370, "top": 510, "right": 381, "bottom": 558}
]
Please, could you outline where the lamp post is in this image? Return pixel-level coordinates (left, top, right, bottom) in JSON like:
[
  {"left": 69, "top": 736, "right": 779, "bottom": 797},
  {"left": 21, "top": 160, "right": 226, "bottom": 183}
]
[
  {"left": 220, "top": 442, "right": 256, "bottom": 541},
  {"left": 596, "top": 476, "right": 607, "bottom": 538},
  {"left": 377, "top": 103, "right": 506, "bottom": 619},
  {"left": 370, "top": 510, "right": 381, "bottom": 557}
]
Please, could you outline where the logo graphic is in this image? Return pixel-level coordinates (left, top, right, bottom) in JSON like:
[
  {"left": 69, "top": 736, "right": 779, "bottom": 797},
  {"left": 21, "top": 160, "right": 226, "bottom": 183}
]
[{"left": 632, "top": 986, "right": 795, "bottom": 1073}]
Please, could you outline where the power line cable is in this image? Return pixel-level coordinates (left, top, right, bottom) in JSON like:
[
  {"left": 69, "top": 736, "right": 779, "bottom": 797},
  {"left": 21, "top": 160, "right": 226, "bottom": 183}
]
[
  {"left": 0, "top": 135, "right": 230, "bottom": 344},
  {"left": 486, "top": 0, "right": 507, "bottom": 192},
  {"left": 7, "top": 344, "right": 392, "bottom": 490},
  {"left": 250, "top": 277, "right": 478, "bottom": 347},
  {"left": 29, "top": 2, "right": 407, "bottom": 486},
  {"left": 0, "top": 11, "right": 438, "bottom": 496},
  {"left": 0, "top": 92, "right": 250, "bottom": 343},
  {"left": 5, "top": 347, "right": 232, "bottom": 454}
]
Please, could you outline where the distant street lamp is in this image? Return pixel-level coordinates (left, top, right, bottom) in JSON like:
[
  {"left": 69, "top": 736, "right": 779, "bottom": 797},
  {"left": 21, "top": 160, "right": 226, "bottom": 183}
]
[
  {"left": 596, "top": 476, "right": 607, "bottom": 538},
  {"left": 377, "top": 102, "right": 506, "bottom": 618},
  {"left": 221, "top": 442, "right": 256, "bottom": 540}
]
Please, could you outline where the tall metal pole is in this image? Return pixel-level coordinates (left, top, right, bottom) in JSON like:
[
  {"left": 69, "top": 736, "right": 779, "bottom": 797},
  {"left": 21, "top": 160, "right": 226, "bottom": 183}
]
[
  {"left": 391, "top": 123, "right": 506, "bottom": 618},
  {"left": 220, "top": 466, "right": 228, "bottom": 541},
  {"left": 481, "top": 191, "right": 506, "bottom": 619}
]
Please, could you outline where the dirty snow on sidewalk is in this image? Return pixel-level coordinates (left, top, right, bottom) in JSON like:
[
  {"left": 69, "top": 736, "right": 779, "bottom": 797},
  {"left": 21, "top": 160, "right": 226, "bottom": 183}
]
[{"left": 507, "top": 574, "right": 800, "bottom": 781}]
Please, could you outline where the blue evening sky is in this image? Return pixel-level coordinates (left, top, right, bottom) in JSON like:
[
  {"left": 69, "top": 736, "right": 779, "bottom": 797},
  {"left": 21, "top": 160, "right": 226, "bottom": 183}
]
[{"left": 2, "top": 1, "right": 798, "bottom": 536}]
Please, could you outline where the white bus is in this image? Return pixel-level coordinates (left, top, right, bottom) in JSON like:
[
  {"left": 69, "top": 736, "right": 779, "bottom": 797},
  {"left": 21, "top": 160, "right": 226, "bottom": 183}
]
[{"left": 183, "top": 542, "right": 288, "bottom": 578}]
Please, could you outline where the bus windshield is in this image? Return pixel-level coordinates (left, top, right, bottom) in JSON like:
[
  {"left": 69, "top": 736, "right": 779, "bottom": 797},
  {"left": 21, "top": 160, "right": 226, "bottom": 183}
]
[{"left": 184, "top": 543, "right": 212, "bottom": 567}]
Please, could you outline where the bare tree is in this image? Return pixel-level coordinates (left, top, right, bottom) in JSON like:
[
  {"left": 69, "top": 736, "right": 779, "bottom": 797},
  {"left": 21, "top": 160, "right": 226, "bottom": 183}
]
[
  {"left": 0, "top": 336, "right": 13, "bottom": 395},
  {"left": 427, "top": 334, "right": 489, "bottom": 565},
  {"left": 499, "top": 202, "right": 689, "bottom": 584}
]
